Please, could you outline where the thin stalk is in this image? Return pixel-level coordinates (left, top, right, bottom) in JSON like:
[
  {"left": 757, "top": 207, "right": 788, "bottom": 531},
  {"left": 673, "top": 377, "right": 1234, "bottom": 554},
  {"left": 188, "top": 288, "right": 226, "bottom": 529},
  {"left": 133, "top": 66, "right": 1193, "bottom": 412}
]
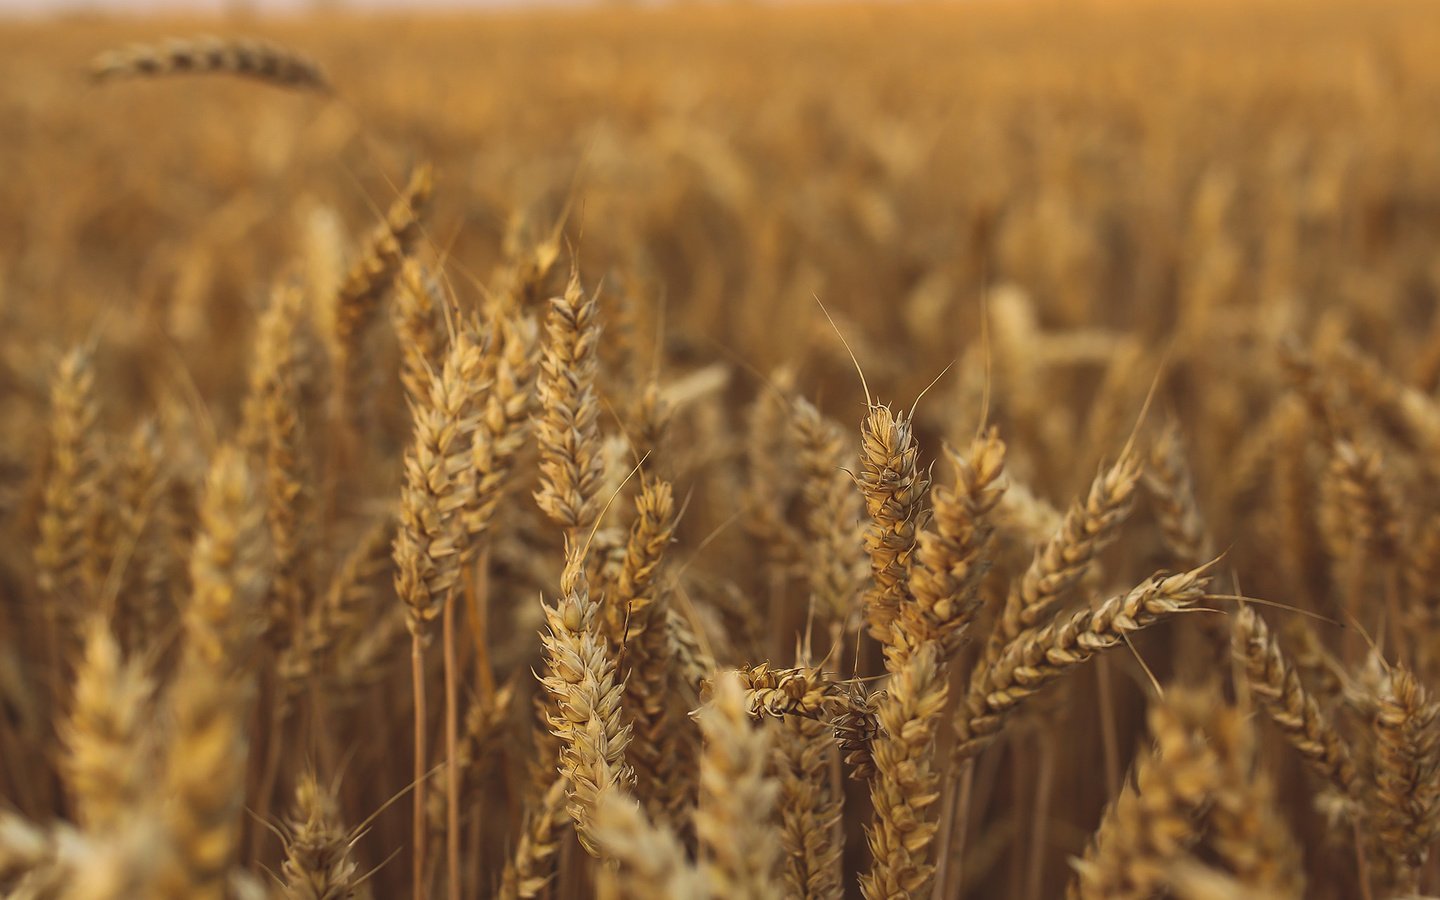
[
  {"left": 412, "top": 632, "right": 428, "bottom": 900},
  {"left": 305, "top": 675, "right": 338, "bottom": 778},
  {"left": 1385, "top": 568, "right": 1407, "bottom": 665},
  {"left": 445, "top": 596, "right": 462, "bottom": 900},
  {"left": 932, "top": 654, "right": 970, "bottom": 900},
  {"left": 1024, "top": 735, "right": 1055, "bottom": 900},
  {"left": 1353, "top": 818, "right": 1374, "bottom": 900},
  {"left": 1096, "top": 657, "right": 1120, "bottom": 798},
  {"left": 932, "top": 771, "right": 958, "bottom": 900},
  {"left": 465, "top": 548, "right": 492, "bottom": 893},
  {"left": 252, "top": 672, "right": 286, "bottom": 855},
  {"left": 948, "top": 759, "right": 975, "bottom": 900},
  {"left": 0, "top": 723, "right": 39, "bottom": 816},
  {"left": 1008, "top": 748, "right": 1026, "bottom": 896},
  {"left": 468, "top": 547, "right": 495, "bottom": 701}
]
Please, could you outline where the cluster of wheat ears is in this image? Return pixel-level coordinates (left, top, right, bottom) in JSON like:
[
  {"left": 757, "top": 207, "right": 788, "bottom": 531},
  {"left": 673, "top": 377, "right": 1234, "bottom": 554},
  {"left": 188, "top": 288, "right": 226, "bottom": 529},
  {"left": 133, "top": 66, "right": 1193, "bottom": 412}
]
[{"left": 4, "top": 5, "right": 1440, "bottom": 899}]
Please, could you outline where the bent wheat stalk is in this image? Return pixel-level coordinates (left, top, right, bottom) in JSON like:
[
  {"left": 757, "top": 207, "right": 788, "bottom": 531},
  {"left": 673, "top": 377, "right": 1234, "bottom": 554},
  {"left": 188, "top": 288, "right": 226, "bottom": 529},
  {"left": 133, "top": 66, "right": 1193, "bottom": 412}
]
[{"left": 90, "top": 35, "right": 332, "bottom": 92}]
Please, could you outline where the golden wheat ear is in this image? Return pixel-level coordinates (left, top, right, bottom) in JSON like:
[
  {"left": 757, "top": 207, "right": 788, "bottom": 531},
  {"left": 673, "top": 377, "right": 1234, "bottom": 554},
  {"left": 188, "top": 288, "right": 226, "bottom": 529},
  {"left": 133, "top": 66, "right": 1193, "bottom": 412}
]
[{"left": 90, "top": 35, "right": 332, "bottom": 93}]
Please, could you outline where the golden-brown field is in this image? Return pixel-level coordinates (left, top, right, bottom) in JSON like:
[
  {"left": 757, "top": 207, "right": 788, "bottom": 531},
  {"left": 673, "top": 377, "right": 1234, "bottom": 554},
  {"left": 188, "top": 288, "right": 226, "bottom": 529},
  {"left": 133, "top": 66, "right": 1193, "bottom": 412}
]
[{"left": 3, "top": 1, "right": 1440, "bottom": 897}]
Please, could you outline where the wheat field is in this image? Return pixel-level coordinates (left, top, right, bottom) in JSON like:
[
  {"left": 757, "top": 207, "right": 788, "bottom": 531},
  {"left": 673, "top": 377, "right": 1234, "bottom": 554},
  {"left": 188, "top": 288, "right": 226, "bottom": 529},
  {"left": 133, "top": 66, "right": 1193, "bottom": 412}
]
[{"left": 2, "top": 1, "right": 1440, "bottom": 897}]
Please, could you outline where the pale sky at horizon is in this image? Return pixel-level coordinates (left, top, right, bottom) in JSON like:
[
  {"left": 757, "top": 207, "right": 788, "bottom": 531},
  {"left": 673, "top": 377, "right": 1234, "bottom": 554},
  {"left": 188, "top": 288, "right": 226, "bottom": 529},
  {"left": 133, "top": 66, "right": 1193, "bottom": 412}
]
[{"left": 0, "top": 0, "right": 543, "bottom": 16}]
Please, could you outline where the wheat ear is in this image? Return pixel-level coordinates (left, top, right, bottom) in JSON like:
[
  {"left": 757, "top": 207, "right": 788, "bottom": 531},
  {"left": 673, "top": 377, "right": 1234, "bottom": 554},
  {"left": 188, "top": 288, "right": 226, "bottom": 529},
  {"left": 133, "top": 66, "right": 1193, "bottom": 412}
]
[
  {"left": 697, "top": 671, "right": 782, "bottom": 899},
  {"left": 1068, "top": 687, "right": 1221, "bottom": 900},
  {"left": 61, "top": 620, "right": 154, "bottom": 833},
  {"left": 279, "top": 772, "right": 359, "bottom": 900},
  {"left": 592, "top": 792, "right": 708, "bottom": 899},
  {"left": 539, "top": 557, "right": 634, "bottom": 855},
  {"left": 249, "top": 282, "right": 313, "bottom": 648},
  {"left": 956, "top": 565, "right": 1213, "bottom": 762},
  {"left": 497, "top": 777, "right": 567, "bottom": 900},
  {"left": 614, "top": 479, "right": 692, "bottom": 826},
  {"left": 533, "top": 272, "right": 605, "bottom": 541},
  {"left": 35, "top": 346, "right": 103, "bottom": 634},
  {"left": 1198, "top": 691, "right": 1306, "bottom": 898},
  {"left": 1368, "top": 664, "right": 1440, "bottom": 895},
  {"left": 774, "top": 714, "right": 844, "bottom": 900},
  {"left": 792, "top": 397, "right": 867, "bottom": 627},
  {"left": 157, "top": 446, "right": 269, "bottom": 900},
  {"left": 90, "top": 35, "right": 331, "bottom": 92},
  {"left": 859, "top": 403, "right": 929, "bottom": 655},
  {"left": 898, "top": 427, "right": 1006, "bottom": 661},
  {"left": 983, "top": 449, "right": 1142, "bottom": 668},
  {"left": 1230, "top": 605, "right": 1357, "bottom": 804},
  {"left": 333, "top": 164, "right": 434, "bottom": 420},
  {"left": 861, "top": 641, "right": 948, "bottom": 899}
]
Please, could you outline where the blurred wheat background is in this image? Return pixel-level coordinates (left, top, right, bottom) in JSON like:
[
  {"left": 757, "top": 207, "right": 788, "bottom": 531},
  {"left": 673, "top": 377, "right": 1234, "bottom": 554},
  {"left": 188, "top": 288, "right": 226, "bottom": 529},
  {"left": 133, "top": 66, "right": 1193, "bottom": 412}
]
[{"left": 3, "top": 1, "right": 1440, "bottom": 898}]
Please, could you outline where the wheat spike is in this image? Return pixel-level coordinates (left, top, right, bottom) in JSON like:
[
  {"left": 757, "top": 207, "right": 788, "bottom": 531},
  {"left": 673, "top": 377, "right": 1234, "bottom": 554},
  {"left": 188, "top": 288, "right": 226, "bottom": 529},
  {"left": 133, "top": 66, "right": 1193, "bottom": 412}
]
[
  {"left": 592, "top": 792, "right": 708, "bottom": 900},
  {"left": 534, "top": 272, "right": 605, "bottom": 539},
  {"left": 157, "top": 446, "right": 269, "bottom": 900},
  {"left": 793, "top": 397, "right": 868, "bottom": 627},
  {"left": 1231, "top": 605, "right": 1357, "bottom": 804},
  {"left": 333, "top": 164, "right": 434, "bottom": 418},
  {"left": 1369, "top": 664, "right": 1440, "bottom": 895},
  {"left": 393, "top": 329, "right": 487, "bottom": 638},
  {"left": 61, "top": 620, "right": 155, "bottom": 833},
  {"left": 90, "top": 35, "right": 332, "bottom": 92},
  {"left": 697, "top": 670, "right": 782, "bottom": 899},
  {"left": 897, "top": 427, "right": 1006, "bottom": 661},
  {"left": 539, "top": 559, "right": 634, "bottom": 855},
  {"left": 858, "top": 403, "right": 929, "bottom": 653},
  {"left": 279, "top": 772, "right": 359, "bottom": 900},
  {"left": 861, "top": 641, "right": 948, "bottom": 899},
  {"left": 1068, "top": 688, "right": 1222, "bottom": 900},
  {"left": 983, "top": 449, "right": 1142, "bottom": 668},
  {"left": 774, "top": 715, "right": 844, "bottom": 900},
  {"left": 498, "top": 777, "right": 568, "bottom": 900},
  {"left": 956, "top": 565, "right": 1212, "bottom": 762}
]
